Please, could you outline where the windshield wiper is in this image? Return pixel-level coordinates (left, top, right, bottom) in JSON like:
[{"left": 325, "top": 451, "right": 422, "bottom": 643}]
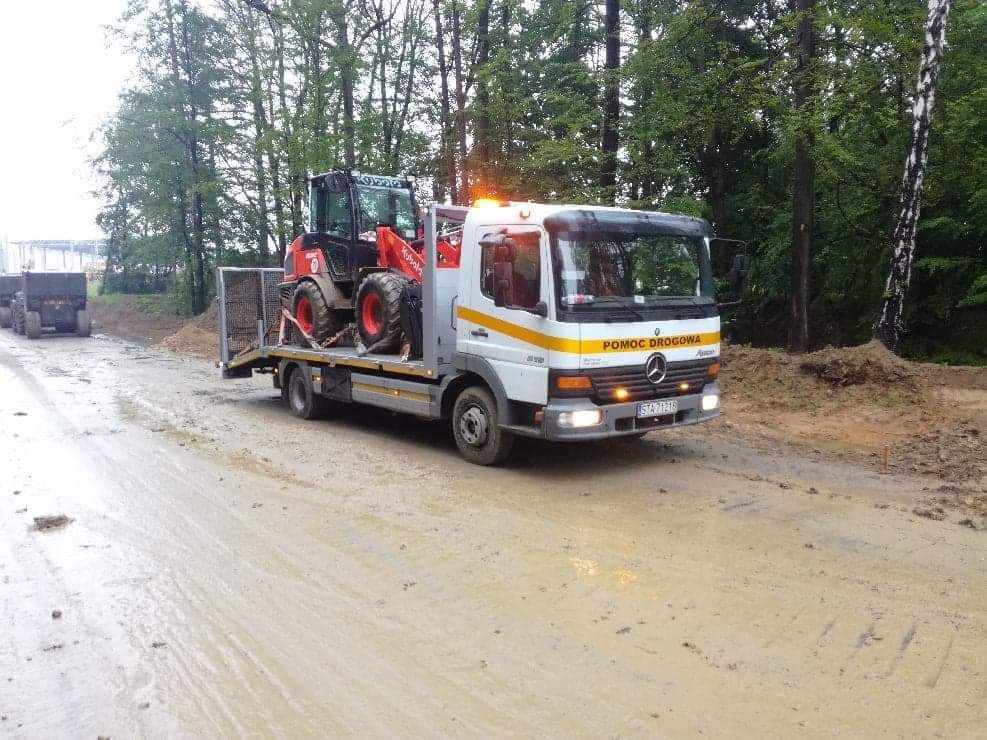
[{"left": 593, "top": 296, "right": 646, "bottom": 321}]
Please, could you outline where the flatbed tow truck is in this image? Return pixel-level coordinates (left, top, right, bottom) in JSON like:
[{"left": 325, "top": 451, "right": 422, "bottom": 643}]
[{"left": 219, "top": 171, "right": 746, "bottom": 465}]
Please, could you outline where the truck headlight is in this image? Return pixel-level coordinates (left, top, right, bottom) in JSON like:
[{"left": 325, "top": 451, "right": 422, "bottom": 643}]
[
  {"left": 558, "top": 409, "right": 603, "bottom": 428},
  {"left": 701, "top": 393, "right": 719, "bottom": 412}
]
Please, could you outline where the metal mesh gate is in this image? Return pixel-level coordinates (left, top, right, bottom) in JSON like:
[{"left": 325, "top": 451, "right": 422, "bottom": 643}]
[{"left": 217, "top": 267, "right": 284, "bottom": 364}]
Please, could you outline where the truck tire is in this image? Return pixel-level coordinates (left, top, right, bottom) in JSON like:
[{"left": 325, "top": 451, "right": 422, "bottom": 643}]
[
  {"left": 25, "top": 311, "right": 41, "bottom": 340},
  {"left": 356, "top": 272, "right": 405, "bottom": 351},
  {"left": 452, "top": 386, "right": 514, "bottom": 466},
  {"left": 0, "top": 306, "right": 10, "bottom": 329},
  {"left": 285, "top": 366, "right": 328, "bottom": 420},
  {"left": 76, "top": 310, "right": 91, "bottom": 337},
  {"left": 293, "top": 280, "right": 344, "bottom": 344}
]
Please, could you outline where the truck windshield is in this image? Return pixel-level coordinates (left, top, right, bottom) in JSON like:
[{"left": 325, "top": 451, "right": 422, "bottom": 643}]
[
  {"left": 355, "top": 185, "right": 417, "bottom": 240},
  {"left": 551, "top": 231, "right": 713, "bottom": 315}
]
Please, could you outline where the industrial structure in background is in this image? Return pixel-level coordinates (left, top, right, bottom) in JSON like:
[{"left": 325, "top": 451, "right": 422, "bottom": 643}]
[{"left": 0, "top": 239, "right": 105, "bottom": 274}]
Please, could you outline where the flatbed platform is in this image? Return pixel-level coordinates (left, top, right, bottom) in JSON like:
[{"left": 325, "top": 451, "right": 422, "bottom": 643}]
[{"left": 226, "top": 343, "right": 436, "bottom": 379}]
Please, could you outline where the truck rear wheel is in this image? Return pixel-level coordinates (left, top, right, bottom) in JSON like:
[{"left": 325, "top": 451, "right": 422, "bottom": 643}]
[
  {"left": 285, "top": 366, "right": 328, "bottom": 420},
  {"left": 25, "top": 311, "right": 41, "bottom": 340},
  {"left": 293, "top": 280, "right": 343, "bottom": 344},
  {"left": 355, "top": 272, "right": 405, "bottom": 351},
  {"left": 76, "top": 310, "right": 91, "bottom": 337},
  {"left": 0, "top": 306, "right": 10, "bottom": 329},
  {"left": 452, "top": 386, "right": 514, "bottom": 466}
]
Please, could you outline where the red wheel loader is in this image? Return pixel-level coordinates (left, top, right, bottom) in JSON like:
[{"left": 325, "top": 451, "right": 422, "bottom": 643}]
[{"left": 279, "top": 169, "right": 460, "bottom": 353}]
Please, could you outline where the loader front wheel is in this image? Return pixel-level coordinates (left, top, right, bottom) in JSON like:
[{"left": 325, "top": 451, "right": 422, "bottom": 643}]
[
  {"left": 355, "top": 272, "right": 405, "bottom": 351},
  {"left": 452, "top": 386, "right": 514, "bottom": 466},
  {"left": 293, "top": 280, "right": 343, "bottom": 344}
]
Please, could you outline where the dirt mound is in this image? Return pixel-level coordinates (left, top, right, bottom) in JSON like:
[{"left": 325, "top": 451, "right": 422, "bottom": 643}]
[
  {"left": 189, "top": 300, "right": 219, "bottom": 331},
  {"left": 798, "top": 340, "right": 919, "bottom": 387},
  {"left": 717, "top": 341, "right": 987, "bottom": 486},
  {"left": 898, "top": 423, "right": 985, "bottom": 482},
  {"left": 156, "top": 323, "right": 217, "bottom": 358},
  {"left": 89, "top": 295, "right": 186, "bottom": 344}
]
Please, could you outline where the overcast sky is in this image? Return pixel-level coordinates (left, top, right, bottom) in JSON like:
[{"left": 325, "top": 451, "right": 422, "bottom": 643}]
[{"left": 0, "top": 1, "right": 132, "bottom": 241}]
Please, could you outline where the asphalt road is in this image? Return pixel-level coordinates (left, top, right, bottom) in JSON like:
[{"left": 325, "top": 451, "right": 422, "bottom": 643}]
[{"left": 1, "top": 329, "right": 985, "bottom": 738}]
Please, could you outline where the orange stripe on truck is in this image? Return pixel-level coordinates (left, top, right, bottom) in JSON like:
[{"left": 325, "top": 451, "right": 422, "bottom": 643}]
[{"left": 456, "top": 306, "right": 719, "bottom": 354}]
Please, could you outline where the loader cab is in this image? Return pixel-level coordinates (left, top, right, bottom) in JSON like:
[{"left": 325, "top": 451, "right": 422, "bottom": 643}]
[
  {"left": 305, "top": 170, "right": 419, "bottom": 282},
  {"left": 309, "top": 171, "right": 418, "bottom": 242}
]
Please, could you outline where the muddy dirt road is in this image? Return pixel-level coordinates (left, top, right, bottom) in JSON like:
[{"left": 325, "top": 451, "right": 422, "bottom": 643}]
[{"left": 2, "top": 330, "right": 986, "bottom": 738}]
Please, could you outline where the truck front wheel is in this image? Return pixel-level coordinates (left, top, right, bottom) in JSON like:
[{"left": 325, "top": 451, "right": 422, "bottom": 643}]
[
  {"left": 25, "top": 311, "right": 41, "bottom": 339},
  {"left": 452, "top": 386, "right": 514, "bottom": 466}
]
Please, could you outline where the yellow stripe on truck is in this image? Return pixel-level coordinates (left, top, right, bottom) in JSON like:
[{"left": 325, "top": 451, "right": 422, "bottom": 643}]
[{"left": 456, "top": 306, "right": 719, "bottom": 354}]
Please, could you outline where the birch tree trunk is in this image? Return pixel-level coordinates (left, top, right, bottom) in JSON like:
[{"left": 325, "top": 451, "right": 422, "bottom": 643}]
[{"left": 876, "top": 0, "right": 953, "bottom": 353}]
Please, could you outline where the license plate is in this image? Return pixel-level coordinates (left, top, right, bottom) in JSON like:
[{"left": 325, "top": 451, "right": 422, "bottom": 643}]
[{"left": 637, "top": 399, "right": 678, "bottom": 418}]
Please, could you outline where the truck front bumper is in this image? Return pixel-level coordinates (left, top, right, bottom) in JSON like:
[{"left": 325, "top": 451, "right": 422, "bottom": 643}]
[{"left": 539, "top": 383, "right": 720, "bottom": 441}]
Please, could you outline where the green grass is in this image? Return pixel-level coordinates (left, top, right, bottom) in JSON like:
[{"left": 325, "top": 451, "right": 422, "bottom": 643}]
[{"left": 89, "top": 291, "right": 187, "bottom": 316}]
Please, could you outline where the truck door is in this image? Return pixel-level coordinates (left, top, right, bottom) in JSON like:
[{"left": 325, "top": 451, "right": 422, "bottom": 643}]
[{"left": 462, "top": 225, "right": 550, "bottom": 405}]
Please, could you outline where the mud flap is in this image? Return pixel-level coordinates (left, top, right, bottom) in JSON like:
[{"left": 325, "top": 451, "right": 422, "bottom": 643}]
[{"left": 399, "top": 282, "right": 423, "bottom": 360}]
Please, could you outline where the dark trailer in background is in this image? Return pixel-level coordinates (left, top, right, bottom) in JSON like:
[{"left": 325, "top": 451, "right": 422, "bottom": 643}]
[
  {"left": 10, "top": 272, "right": 91, "bottom": 339},
  {"left": 0, "top": 274, "right": 19, "bottom": 328}
]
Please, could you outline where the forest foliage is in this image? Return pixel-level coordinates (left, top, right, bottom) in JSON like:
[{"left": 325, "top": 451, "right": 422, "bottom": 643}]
[{"left": 94, "top": 0, "right": 987, "bottom": 362}]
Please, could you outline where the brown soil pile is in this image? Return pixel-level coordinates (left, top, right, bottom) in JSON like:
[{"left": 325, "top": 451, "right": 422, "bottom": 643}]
[
  {"left": 89, "top": 295, "right": 186, "bottom": 344},
  {"left": 798, "top": 340, "right": 919, "bottom": 387},
  {"left": 156, "top": 302, "right": 220, "bottom": 358},
  {"left": 717, "top": 342, "right": 987, "bottom": 489},
  {"left": 89, "top": 294, "right": 220, "bottom": 358},
  {"left": 157, "top": 324, "right": 217, "bottom": 358}
]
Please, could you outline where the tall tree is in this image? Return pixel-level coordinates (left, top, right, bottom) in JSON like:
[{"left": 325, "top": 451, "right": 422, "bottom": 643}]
[
  {"left": 789, "top": 0, "right": 816, "bottom": 352},
  {"left": 876, "top": 0, "right": 954, "bottom": 353},
  {"left": 433, "top": 0, "right": 458, "bottom": 202},
  {"left": 599, "top": 0, "right": 620, "bottom": 202}
]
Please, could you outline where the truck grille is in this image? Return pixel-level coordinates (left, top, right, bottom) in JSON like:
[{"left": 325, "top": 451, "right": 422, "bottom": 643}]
[{"left": 586, "top": 359, "right": 713, "bottom": 403}]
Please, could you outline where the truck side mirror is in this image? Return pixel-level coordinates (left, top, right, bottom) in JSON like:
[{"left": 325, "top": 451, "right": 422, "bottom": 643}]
[
  {"left": 728, "top": 254, "right": 751, "bottom": 294},
  {"left": 493, "top": 239, "right": 516, "bottom": 308},
  {"left": 529, "top": 301, "right": 548, "bottom": 318}
]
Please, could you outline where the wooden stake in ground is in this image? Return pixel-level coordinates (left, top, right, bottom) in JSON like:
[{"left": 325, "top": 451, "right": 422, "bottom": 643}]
[{"left": 876, "top": 0, "right": 953, "bottom": 353}]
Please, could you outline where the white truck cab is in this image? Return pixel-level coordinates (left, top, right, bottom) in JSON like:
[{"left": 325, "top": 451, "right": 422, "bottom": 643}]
[
  {"left": 447, "top": 202, "right": 722, "bottom": 455},
  {"left": 218, "top": 200, "right": 732, "bottom": 465}
]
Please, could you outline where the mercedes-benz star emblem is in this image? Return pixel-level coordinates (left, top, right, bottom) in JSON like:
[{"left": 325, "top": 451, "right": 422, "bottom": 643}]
[{"left": 645, "top": 353, "right": 667, "bottom": 385}]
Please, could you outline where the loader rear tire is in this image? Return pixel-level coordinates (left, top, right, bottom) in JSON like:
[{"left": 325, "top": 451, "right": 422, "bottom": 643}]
[
  {"left": 285, "top": 366, "right": 328, "bottom": 420},
  {"left": 293, "top": 280, "right": 344, "bottom": 345},
  {"left": 25, "top": 311, "right": 41, "bottom": 340},
  {"left": 76, "top": 310, "right": 91, "bottom": 337},
  {"left": 355, "top": 271, "right": 405, "bottom": 351},
  {"left": 452, "top": 386, "right": 514, "bottom": 466},
  {"left": 0, "top": 306, "right": 10, "bottom": 329}
]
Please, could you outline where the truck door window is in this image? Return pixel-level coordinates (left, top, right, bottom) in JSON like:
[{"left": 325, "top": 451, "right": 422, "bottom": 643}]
[{"left": 479, "top": 229, "right": 541, "bottom": 309}]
